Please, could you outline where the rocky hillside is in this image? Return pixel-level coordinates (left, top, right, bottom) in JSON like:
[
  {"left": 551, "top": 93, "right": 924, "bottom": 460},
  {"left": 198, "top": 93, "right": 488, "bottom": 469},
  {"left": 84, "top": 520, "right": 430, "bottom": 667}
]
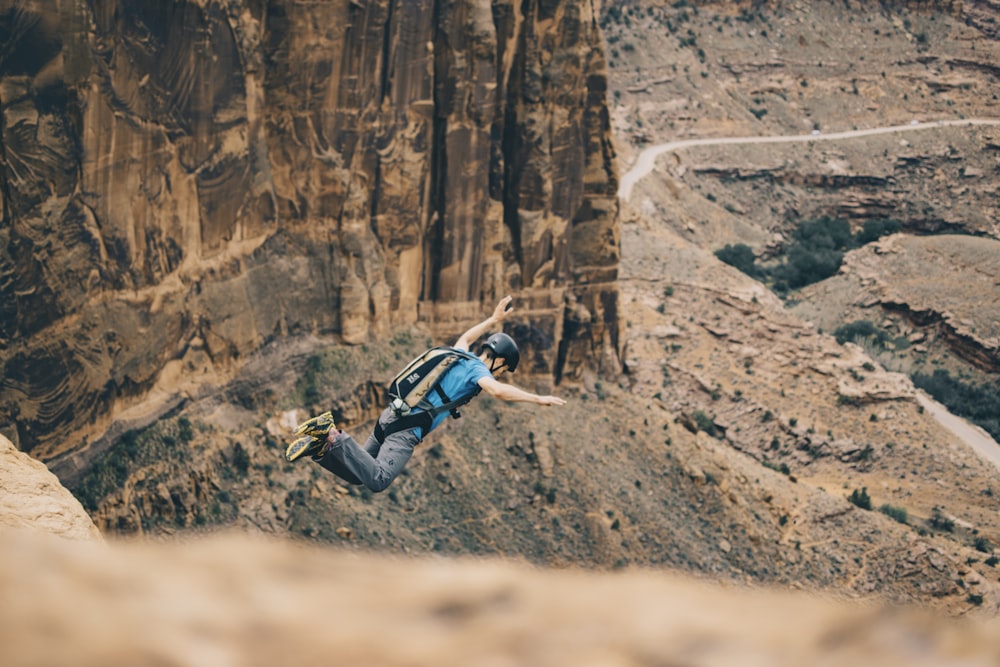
[
  {"left": 603, "top": 0, "right": 1000, "bottom": 611},
  {"left": 62, "top": 309, "right": 1000, "bottom": 615},
  {"left": 0, "top": 0, "right": 620, "bottom": 468}
]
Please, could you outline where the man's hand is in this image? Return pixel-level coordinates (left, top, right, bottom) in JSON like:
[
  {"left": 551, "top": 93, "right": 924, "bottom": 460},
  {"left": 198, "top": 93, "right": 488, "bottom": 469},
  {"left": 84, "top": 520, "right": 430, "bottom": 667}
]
[
  {"left": 455, "top": 295, "right": 515, "bottom": 351},
  {"left": 491, "top": 295, "right": 514, "bottom": 323},
  {"left": 536, "top": 395, "right": 566, "bottom": 407}
]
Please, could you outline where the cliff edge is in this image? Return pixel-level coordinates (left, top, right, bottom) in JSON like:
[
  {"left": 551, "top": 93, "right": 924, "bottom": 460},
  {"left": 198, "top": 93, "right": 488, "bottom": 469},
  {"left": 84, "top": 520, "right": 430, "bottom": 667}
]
[{"left": 0, "top": 434, "right": 101, "bottom": 541}]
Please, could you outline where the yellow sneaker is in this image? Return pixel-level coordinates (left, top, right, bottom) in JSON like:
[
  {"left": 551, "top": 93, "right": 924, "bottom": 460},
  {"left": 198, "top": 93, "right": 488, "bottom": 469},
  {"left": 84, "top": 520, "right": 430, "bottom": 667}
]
[
  {"left": 294, "top": 411, "right": 336, "bottom": 438},
  {"left": 285, "top": 436, "right": 326, "bottom": 462}
]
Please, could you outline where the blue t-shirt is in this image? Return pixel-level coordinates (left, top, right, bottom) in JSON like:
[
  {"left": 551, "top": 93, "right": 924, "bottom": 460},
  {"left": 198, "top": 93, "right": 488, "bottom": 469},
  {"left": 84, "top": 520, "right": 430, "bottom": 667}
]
[{"left": 419, "top": 351, "right": 491, "bottom": 437}]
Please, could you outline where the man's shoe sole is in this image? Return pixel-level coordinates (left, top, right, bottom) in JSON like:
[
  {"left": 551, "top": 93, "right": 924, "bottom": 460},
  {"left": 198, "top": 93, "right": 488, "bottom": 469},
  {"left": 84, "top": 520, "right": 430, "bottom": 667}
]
[
  {"left": 285, "top": 436, "right": 324, "bottom": 462},
  {"left": 295, "top": 411, "right": 337, "bottom": 438}
]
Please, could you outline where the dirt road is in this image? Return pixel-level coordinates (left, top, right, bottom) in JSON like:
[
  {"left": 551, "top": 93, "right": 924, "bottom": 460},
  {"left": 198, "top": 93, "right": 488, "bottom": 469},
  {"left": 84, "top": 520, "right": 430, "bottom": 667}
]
[
  {"left": 618, "top": 118, "right": 1000, "bottom": 200},
  {"left": 917, "top": 392, "right": 1000, "bottom": 472}
]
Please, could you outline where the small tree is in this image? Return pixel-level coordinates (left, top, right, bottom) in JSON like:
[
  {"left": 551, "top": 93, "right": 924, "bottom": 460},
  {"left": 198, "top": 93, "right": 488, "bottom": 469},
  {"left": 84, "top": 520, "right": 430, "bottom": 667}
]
[{"left": 848, "top": 487, "right": 872, "bottom": 510}]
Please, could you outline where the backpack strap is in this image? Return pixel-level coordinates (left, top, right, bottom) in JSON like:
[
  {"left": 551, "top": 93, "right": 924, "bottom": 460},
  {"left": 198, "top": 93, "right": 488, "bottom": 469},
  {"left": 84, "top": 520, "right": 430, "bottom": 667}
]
[
  {"left": 374, "top": 412, "right": 433, "bottom": 445},
  {"left": 376, "top": 384, "right": 483, "bottom": 445}
]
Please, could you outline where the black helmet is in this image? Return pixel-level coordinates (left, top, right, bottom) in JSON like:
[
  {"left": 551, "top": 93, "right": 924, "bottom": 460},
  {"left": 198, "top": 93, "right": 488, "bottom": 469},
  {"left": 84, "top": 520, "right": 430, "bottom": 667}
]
[{"left": 481, "top": 332, "right": 519, "bottom": 373}]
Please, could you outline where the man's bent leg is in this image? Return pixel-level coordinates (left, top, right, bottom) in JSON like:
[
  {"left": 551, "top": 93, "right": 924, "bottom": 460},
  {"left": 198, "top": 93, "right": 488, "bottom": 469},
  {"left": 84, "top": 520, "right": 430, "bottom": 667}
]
[
  {"left": 312, "top": 430, "right": 365, "bottom": 486},
  {"left": 314, "top": 412, "right": 420, "bottom": 492}
]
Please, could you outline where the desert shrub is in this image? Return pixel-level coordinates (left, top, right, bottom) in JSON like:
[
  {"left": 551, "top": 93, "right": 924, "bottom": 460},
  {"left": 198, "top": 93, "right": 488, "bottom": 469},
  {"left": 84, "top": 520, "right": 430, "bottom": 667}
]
[
  {"left": 178, "top": 417, "right": 194, "bottom": 443},
  {"left": 692, "top": 410, "right": 718, "bottom": 437},
  {"left": 833, "top": 320, "right": 890, "bottom": 348},
  {"left": 848, "top": 487, "right": 872, "bottom": 510},
  {"left": 771, "top": 246, "right": 842, "bottom": 289},
  {"left": 856, "top": 218, "right": 901, "bottom": 245},
  {"left": 231, "top": 442, "right": 251, "bottom": 478},
  {"left": 974, "top": 536, "right": 993, "bottom": 553},
  {"left": 879, "top": 504, "right": 908, "bottom": 524},
  {"left": 715, "top": 216, "right": 906, "bottom": 293},
  {"left": 765, "top": 217, "right": 851, "bottom": 290},
  {"left": 928, "top": 507, "right": 954, "bottom": 532},
  {"left": 795, "top": 216, "right": 853, "bottom": 249},
  {"left": 763, "top": 460, "right": 791, "bottom": 475},
  {"left": 715, "top": 243, "right": 758, "bottom": 277}
]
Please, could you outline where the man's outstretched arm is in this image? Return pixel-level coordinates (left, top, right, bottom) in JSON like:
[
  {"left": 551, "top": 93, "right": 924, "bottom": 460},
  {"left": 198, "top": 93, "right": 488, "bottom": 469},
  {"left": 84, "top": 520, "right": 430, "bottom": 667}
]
[
  {"left": 454, "top": 295, "right": 514, "bottom": 351},
  {"left": 477, "top": 376, "right": 567, "bottom": 406}
]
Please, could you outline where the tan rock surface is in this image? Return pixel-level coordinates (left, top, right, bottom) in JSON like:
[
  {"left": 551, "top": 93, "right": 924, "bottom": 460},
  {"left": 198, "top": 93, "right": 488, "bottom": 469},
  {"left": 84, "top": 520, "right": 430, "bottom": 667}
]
[
  {"left": 793, "top": 234, "right": 1000, "bottom": 373},
  {"left": 0, "top": 435, "right": 101, "bottom": 541},
  {"left": 1, "top": 529, "right": 999, "bottom": 667}
]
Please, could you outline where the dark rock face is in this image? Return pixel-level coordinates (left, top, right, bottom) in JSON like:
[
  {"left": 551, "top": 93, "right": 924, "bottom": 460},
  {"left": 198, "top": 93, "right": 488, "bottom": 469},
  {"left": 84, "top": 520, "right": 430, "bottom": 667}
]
[{"left": 0, "top": 0, "right": 620, "bottom": 461}]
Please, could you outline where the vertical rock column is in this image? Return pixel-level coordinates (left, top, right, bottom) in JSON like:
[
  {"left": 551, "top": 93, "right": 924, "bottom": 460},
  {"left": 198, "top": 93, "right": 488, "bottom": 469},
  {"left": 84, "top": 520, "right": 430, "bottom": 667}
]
[{"left": 494, "top": 0, "right": 620, "bottom": 379}]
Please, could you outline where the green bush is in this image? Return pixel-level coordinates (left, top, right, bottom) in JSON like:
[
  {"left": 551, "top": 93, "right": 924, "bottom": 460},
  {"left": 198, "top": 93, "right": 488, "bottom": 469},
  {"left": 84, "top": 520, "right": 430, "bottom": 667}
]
[
  {"left": 771, "top": 241, "right": 844, "bottom": 289},
  {"left": 856, "top": 218, "right": 901, "bottom": 245},
  {"left": 716, "top": 216, "right": 905, "bottom": 294},
  {"left": 879, "top": 503, "right": 908, "bottom": 524},
  {"left": 692, "top": 410, "right": 719, "bottom": 437},
  {"left": 795, "top": 216, "right": 853, "bottom": 249},
  {"left": 715, "top": 243, "right": 758, "bottom": 277}
]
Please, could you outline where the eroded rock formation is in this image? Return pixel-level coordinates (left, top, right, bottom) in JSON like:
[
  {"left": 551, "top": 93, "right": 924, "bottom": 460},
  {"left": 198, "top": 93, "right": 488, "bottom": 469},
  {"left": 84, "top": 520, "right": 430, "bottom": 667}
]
[
  {"left": 0, "top": 434, "right": 101, "bottom": 540},
  {"left": 0, "top": 0, "right": 620, "bottom": 463}
]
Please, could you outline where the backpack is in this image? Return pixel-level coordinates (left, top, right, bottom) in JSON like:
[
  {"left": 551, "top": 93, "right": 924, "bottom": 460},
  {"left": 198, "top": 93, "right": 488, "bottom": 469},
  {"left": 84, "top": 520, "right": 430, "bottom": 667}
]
[{"left": 387, "top": 347, "right": 481, "bottom": 419}]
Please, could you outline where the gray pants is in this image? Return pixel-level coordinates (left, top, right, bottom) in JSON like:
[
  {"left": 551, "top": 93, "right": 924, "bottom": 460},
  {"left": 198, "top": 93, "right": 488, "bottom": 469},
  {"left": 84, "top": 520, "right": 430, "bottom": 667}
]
[{"left": 314, "top": 407, "right": 421, "bottom": 492}]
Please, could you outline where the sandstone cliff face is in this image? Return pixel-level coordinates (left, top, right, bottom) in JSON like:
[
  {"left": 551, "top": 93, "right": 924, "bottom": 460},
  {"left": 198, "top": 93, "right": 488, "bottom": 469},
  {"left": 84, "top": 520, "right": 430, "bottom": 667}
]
[
  {"left": 0, "top": 0, "right": 620, "bottom": 463},
  {"left": 0, "top": 434, "right": 101, "bottom": 540}
]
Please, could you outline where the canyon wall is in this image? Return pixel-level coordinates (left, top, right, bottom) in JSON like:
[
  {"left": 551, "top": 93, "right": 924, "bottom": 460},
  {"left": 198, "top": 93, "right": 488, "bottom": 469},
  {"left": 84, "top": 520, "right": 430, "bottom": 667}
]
[{"left": 0, "top": 0, "right": 620, "bottom": 462}]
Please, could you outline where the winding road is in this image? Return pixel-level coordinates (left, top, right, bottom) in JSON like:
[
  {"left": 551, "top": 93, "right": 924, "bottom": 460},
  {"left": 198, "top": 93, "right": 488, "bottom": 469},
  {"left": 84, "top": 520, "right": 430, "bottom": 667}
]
[
  {"left": 617, "top": 116, "right": 1000, "bottom": 471},
  {"left": 617, "top": 118, "right": 1000, "bottom": 201},
  {"left": 917, "top": 392, "right": 1000, "bottom": 472}
]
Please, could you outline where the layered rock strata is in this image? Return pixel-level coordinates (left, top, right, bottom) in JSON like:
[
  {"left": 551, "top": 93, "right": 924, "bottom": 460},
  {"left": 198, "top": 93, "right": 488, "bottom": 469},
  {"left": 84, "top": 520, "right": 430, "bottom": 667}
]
[{"left": 0, "top": 0, "right": 620, "bottom": 463}]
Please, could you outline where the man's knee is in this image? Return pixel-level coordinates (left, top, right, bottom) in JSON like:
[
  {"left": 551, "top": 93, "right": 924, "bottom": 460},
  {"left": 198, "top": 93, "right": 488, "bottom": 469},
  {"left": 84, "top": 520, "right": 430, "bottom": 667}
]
[{"left": 365, "top": 476, "right": 393, "bottom": 493}]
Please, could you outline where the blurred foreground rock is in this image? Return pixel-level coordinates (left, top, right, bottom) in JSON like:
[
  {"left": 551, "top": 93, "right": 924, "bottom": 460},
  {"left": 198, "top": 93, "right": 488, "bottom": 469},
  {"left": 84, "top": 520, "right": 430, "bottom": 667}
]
[{"left": 1, "top": 529, "right": 999, "bottom": 667}]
